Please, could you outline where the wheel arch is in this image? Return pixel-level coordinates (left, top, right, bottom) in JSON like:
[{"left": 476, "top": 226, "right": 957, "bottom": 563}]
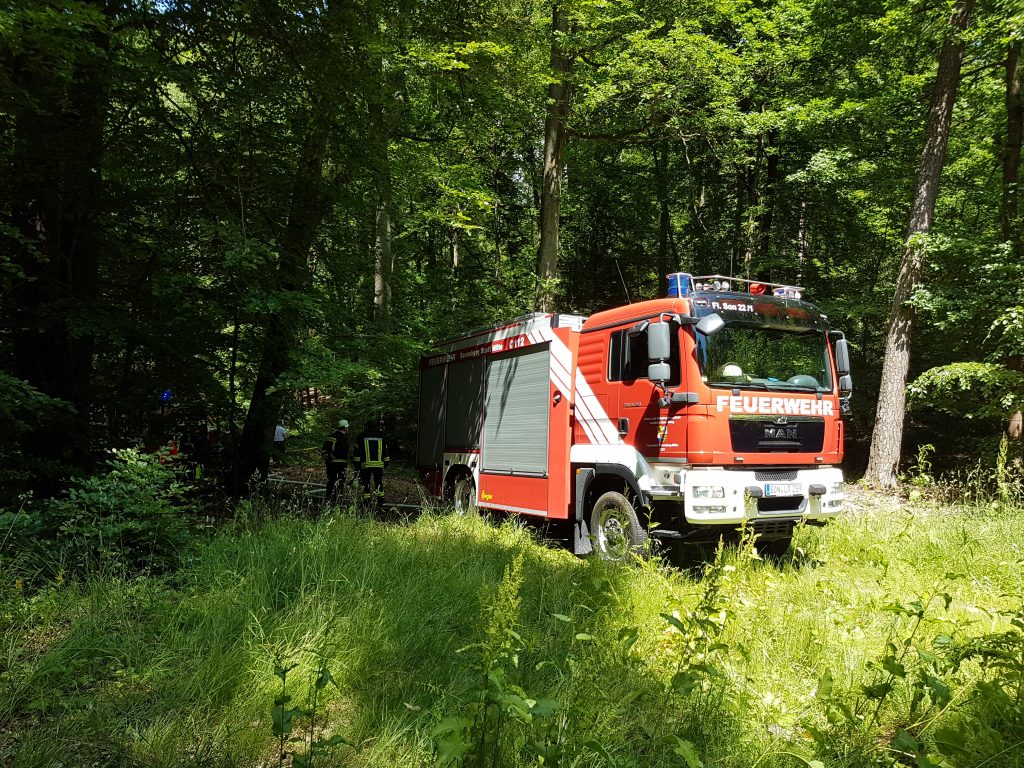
[
  {"left": 443, "top": 463, "right": 474, "bottom": 498},
  {"left": 574, "top": 463, "right": 651, "bottom": 522}
]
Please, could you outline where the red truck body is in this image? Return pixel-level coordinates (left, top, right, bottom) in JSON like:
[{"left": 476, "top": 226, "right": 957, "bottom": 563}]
[{"left": 417, "top": 275, "right": 850, "bottom": 554}]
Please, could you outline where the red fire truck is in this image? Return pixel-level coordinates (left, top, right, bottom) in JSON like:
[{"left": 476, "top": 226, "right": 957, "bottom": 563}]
[{"left": 416, "top": 273, "right": 852, "bottom": 558}]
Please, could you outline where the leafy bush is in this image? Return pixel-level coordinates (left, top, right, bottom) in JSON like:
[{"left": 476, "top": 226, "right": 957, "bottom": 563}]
[
  {"left": 0, "top": 371, "right": 71, "bottom": 506},
  {"left": 0, "top": 448, "right": 193, "bottom": 576},
  {"left": 907, "top": 362, "right": 1024, "bottom": 422}
]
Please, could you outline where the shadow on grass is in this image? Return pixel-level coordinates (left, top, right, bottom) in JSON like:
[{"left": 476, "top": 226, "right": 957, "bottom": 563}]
[{"left": 1, "top": 507, "right": 764, "bottom": 768}]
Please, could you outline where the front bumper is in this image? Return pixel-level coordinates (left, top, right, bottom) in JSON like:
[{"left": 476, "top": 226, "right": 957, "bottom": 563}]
[{"left": 679, "top": 467, "right": 845, "bottom": 525}]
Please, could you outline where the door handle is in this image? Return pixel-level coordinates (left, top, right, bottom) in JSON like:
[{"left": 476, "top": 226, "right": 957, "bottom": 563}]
[{"left": 617, "top": 417, "right": 629, "bottom": 435}]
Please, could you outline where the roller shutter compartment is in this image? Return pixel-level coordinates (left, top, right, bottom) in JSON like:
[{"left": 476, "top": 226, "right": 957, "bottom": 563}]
[
  {"left": 416, "top": 363, "right": 447, "bottom": 468},
  {"left": 445, "top": 357, "right": 486, "bottom": 450},
  {"left": 482, "top": 346, "right": 550, "bottom": 476}
]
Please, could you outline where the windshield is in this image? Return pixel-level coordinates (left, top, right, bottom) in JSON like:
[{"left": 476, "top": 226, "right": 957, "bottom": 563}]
[{"left": 696, "top": 324, "right": 833, "bottom": 392}]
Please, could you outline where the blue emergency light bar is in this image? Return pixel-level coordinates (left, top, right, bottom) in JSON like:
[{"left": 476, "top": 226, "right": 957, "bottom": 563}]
[
  {"left": 666, "top": 272, "right": 734, "bottom": 296},
  {"left": 666, "top": 272, "right": 803, "bottom": 300},
  {"left": 666, "top": 272, "right": 692, "bottom": 297}
]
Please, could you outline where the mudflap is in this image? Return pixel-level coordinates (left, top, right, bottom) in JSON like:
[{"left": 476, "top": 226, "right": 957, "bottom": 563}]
[{"left": 574, "top": 519, "right": 593, "bottom": 556}]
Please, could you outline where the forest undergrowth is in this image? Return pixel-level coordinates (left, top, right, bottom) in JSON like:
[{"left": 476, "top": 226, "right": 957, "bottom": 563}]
[{"left": 1, "top": 490, "right": 1022, "bottom": 768}]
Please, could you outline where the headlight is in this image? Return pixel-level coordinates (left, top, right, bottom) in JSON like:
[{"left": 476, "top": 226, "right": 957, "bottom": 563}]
[
  {"left": 692, "top": 485, "right": 725, "bottom": 499},
  {"left": 830, "top": 482, "right": 843, "bottom": 495}
]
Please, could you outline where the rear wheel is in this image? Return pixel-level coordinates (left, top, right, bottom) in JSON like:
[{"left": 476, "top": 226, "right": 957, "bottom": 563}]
[
  {"left": 590, "top": 491, "right": 647, "bottom": 561},
  {"left": 452, "top": 474, "right": 478, "bottom": 515}
]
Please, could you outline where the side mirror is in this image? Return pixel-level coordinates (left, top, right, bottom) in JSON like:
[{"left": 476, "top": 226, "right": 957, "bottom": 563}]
[
  {"left": 647, "top": 322, "right": 672, "bottom": 385},
  {"left": 839, "top": 374, "right": 852, "bottom": 398},
  {"left": 647, "top": 322, "right": 671, "bottom": 362},
  {"left": 834, "top": 336, "right": 850, "bottom": 376},
  {"left": 647, "top": 362, "right": 671, "bottom": 383},
  {"left": 695, "top": 312, "right": 725, "bottom": 336}
]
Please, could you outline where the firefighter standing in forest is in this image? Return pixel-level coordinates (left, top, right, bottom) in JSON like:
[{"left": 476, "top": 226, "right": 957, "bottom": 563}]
[
  {"left": 352, "top": 420, "right": 389, "bottom": 508},
  {"left": 321, "top": 419, "right": 350, "bottom": 503}
]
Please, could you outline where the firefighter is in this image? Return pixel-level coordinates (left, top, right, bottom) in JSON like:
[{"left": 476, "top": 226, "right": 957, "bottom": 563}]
[
  {"left": 352, "top": 420, "right": 390, "bottom": 508},
  {"left": 321, "top": 419, "right": 350, "bottom": 502},
  {"left": 272, "top": 421, "right": 287, "bottom": 465},
  {"left": 187, "top": 426, "right": 210, "bottom": 480}
]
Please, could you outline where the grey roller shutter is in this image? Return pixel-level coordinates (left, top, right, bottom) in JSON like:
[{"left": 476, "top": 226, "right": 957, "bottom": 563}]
[
  {"left": 445, "top": 357, "right": 485, "bottom": 449},
  {"left": 482, "top": 346, "right": 549, "bottom": 475},
  {"left": 416, "top": 363, "right": 446, "bottom": 468}
]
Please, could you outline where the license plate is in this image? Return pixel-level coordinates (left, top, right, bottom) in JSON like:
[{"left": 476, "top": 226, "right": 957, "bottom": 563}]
[{"left": 765, "top": 482, "right": 801, "bottom": 497}]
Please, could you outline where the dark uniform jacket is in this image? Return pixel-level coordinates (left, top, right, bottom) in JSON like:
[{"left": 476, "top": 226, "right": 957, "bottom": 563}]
[
  {"left": 322, "top": 429, "right": 350, "bottom": 464},
  {"left": 352, "top": 429, "right": 390, "bottom": 469}
]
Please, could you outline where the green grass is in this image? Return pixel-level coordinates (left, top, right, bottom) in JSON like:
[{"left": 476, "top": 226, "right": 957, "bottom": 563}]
[{"left": 1, "top": 493, "right": 1022, "bottom": 768}]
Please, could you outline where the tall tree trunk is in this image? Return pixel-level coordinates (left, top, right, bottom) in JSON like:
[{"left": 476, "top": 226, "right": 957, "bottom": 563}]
[
  {"left": 1009, "top": 412, "right": 1024, "bottom": 441},
  {"left": 373, "top": 180, "right": 393, "bottom": 322},
  {"left": 234, "top": 126, "right": 330, "bottom": 488},
  {"left": 741, "top": 135, "right": 763, "bottom": 278},
  {"left": 369, "top": 68, "right": 397, "bottom": 326},
  {"left": 228, "top": 306, "right": 241, "bottom": 450},
  {"left": 493, "top": 196, "right": 502, "bottom": 277},
  {"left": 1002, "top": 41, "right": 1022, "bottom": 254},
  {"left": 866, "top": 0, "right": 974, "bottom": 487},
  {"left": 527, "top": 144, "right": 542, "bottom": 218},
  {"left": 1008, "top": 356, "right": 1024, "bottom": 440},
  {"left": 756, "top": 129, "right": 780, "bottom": 265},
  {"left": 730, "top": 168, "right": 746, "bottom": 276},
  {"left": 7, "top": 0, "right": 110, "bottom": 484},
  {"left": 654, "top": 140, "right": 671, "bottom": 295},
  {"left": 449, "top": 227, "right": 460, "bottom": 269},
  {"left": 1002, "top": 43, "right": 1023, "bottom": 442},
  {"left": 536, "top": 4, "right": 572, "bottom": 312},
  {"left": 796, "top": 200, "right": 807, "bottom": 283}
]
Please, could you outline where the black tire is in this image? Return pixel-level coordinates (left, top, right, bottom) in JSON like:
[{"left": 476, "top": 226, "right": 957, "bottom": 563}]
[
  {"left": 452, "top": 474, "right": 478, "bottom": 516},
  {"left": 590, "top": 491, "right": 648, "bottom": 561}
]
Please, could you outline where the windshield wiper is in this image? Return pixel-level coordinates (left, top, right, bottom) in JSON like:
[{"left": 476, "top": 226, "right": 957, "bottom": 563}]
[
  {"left": 708, "top": 380, "right": 769, "bottom": 390},
  {"left": 770, "top": 383, "right": 819, "bottom": 392}
]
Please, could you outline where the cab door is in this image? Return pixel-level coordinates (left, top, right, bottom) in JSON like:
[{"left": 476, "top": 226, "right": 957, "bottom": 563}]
[
  {"left": 612, "top": 322, "right": 678, "bottom": 457},
  {"left": 677, "top": 324, "right": 704, "bottom": 463}
]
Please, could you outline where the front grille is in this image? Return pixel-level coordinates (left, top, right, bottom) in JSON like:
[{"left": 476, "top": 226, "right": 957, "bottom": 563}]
[
  {"left": 730, "top": 417, "right": 825, "bottom": 453},
  {"left": 754, "top": 469, "right": 798, "bottom": 482},
  {"left": 758, "top": 496, "right": 805, "bottom": 514},
  {"left": 750, "top": 519, "right": 795, "bottom": 539}
]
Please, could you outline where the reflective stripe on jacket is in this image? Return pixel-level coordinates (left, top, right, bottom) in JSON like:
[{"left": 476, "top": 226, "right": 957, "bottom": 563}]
[{"left": 353, "top": 434, "right": 389, "bottom": 469}]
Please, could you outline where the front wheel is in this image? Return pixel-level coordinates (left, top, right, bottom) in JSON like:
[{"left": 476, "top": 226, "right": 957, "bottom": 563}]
[
  {"left": 452, "top": 475, "right": 478, "bottom": 516},
  {"left": 590, "top": 491, "right": 648, "bottom": 561}
]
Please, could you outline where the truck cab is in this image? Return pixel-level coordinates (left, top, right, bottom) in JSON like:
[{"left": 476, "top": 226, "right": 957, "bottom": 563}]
[{"left": 572, "top": 274, "right": 851, "bottom": 555}]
